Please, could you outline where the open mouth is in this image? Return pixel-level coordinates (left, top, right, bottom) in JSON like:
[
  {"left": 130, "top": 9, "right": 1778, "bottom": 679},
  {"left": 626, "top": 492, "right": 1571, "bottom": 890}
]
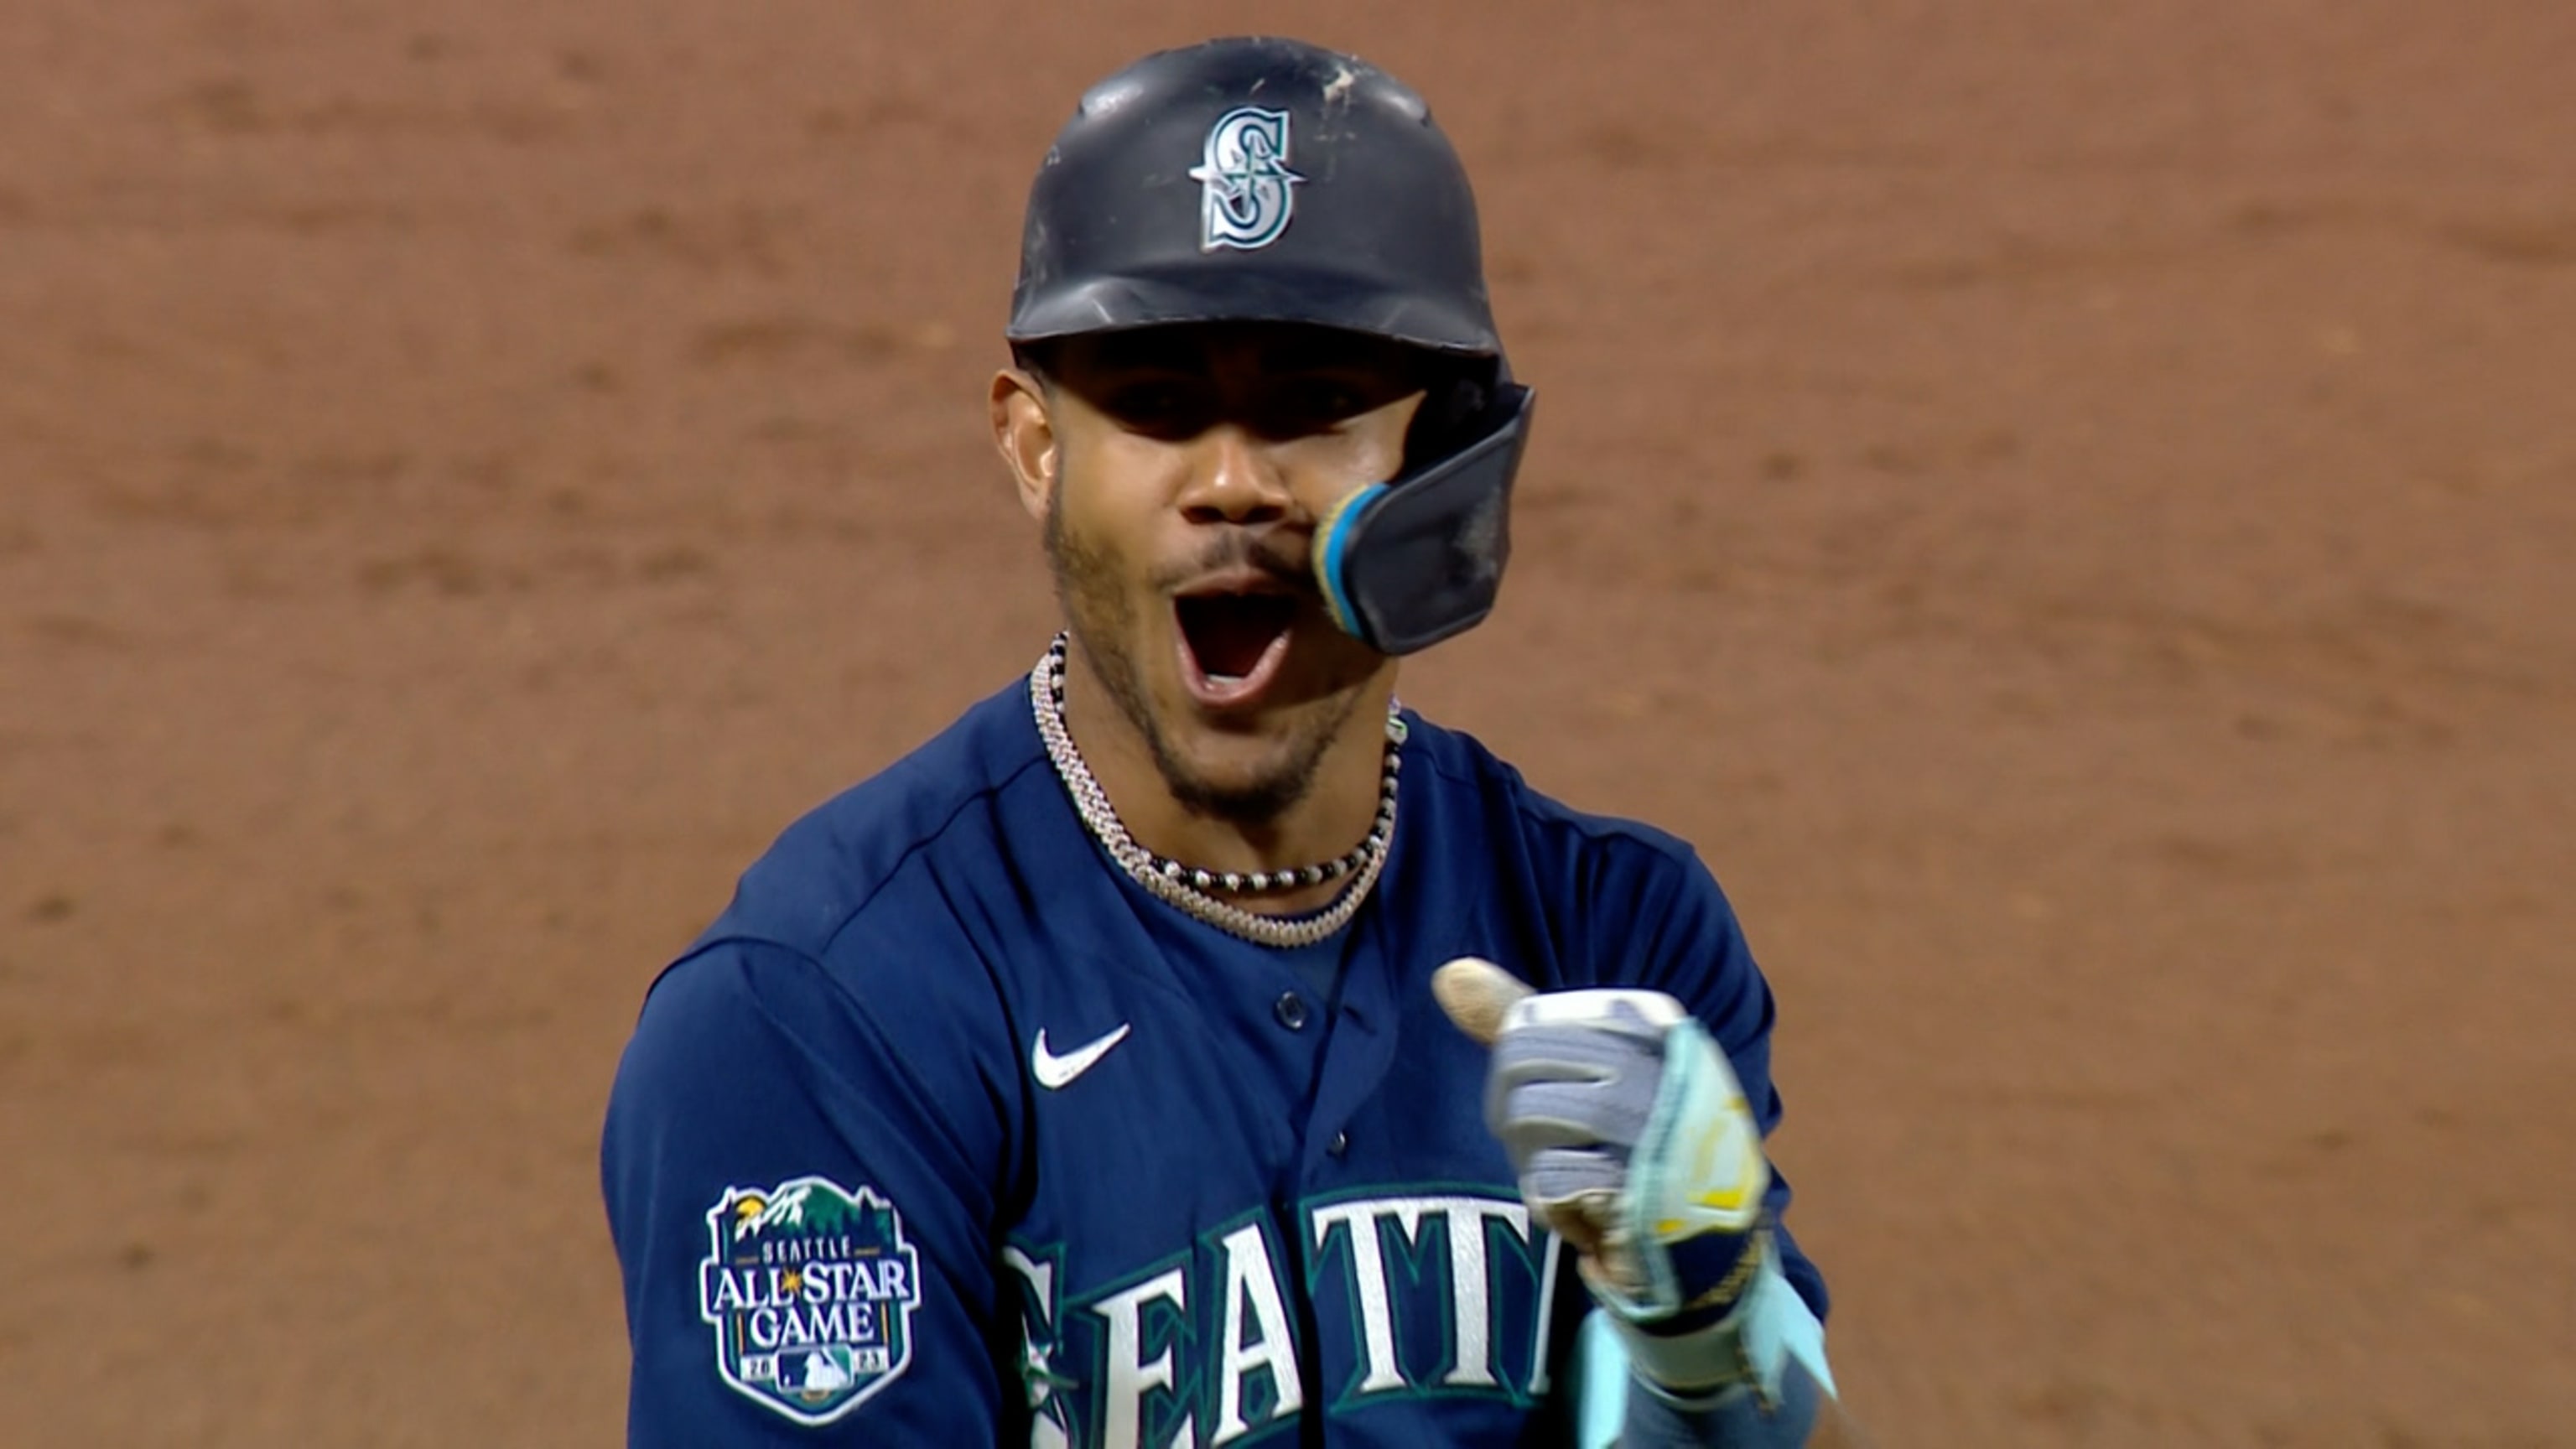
[{"left": 1175, "top": 591, "right": 1297, "bottom": 707}]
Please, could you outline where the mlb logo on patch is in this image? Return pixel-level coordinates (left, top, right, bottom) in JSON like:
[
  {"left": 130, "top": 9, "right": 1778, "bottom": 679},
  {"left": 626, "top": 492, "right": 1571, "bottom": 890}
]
[{"left": 698, "top": 1177, "right": 922, "bottom": 1424}]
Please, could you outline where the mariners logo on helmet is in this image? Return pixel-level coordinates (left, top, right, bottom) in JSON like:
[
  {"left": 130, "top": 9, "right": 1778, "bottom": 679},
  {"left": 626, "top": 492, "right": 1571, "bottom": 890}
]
[{"left": 1190, "top": 106, "right": 1305, "bottom": 252}]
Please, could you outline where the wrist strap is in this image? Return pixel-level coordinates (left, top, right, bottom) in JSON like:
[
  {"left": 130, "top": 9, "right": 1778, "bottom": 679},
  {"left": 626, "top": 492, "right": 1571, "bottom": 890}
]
[
  {"left": 1598, "top": 1237, "right": 1836, "bottom": 1407},
  {"left": 1601, "top": 1249, "right": 1764, "bottom": 1398}
]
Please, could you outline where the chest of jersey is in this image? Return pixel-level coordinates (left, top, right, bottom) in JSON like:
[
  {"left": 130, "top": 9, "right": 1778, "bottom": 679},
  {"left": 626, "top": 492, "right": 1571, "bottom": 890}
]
[
  {"left": 998, "top": 901, "right": 1582, "bottom": 1447},
  {"left": 628, "top": 696, "right": 1803, "bottom": 1446}
]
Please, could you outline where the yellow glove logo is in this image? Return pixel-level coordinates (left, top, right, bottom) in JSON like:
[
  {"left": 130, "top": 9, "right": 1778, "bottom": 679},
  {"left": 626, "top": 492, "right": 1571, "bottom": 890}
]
[{"left": 1654, "top": 1093, "right": 1762, "bottom": 1238}]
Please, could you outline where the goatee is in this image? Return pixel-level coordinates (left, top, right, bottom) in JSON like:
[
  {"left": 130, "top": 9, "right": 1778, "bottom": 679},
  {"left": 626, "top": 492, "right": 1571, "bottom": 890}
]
[{"left": 1042, "top": 486, "right": 1352, "bottom": 826}]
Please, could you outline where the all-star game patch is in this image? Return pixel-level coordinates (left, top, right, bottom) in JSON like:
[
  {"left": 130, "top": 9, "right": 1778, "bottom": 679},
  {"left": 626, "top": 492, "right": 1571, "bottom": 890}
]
[{"left": 698, "top": 1177, "right": 923, "bottom": 1424}]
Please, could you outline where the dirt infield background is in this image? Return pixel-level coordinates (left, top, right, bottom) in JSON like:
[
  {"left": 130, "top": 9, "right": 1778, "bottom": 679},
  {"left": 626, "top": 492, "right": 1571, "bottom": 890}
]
[{"left": 4, "top": 3, "right": 2570, "bottom": 1444}]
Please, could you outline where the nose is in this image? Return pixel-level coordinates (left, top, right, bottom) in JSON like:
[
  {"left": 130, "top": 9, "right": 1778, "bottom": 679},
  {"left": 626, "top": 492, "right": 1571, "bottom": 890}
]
[{"left": 1176, "top": 423, "right": 1294, "bottom": 527}]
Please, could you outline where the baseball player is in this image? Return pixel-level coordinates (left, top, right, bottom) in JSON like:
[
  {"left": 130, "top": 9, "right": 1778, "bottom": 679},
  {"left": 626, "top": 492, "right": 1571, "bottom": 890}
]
[{"left": 603, "top": 36, "right": 1867, "bottom": 1447}]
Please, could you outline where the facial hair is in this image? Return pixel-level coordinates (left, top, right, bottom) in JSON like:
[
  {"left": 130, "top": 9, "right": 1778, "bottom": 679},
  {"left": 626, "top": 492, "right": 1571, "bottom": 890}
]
[{"left": 1042, "top": 477, "right": 1358, "bottom": 827}]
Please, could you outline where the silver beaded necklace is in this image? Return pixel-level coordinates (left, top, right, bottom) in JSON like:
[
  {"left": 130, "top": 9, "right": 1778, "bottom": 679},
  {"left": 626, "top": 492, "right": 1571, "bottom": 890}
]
[{"left": 1029, "top": 634, "right": 1403, "bottom": 949}]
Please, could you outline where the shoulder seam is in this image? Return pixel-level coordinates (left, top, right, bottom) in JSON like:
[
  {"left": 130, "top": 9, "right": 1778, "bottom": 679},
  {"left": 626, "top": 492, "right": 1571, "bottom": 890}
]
[
  {"left": 810, "top": 746, "right": 1057, "bottom": 958},
  {"left": 1407, "top": 718, "right": 1696, "bottom": 854},
  {"left": 652, "top": 933, "right": 1000, "bottom": 1212}
]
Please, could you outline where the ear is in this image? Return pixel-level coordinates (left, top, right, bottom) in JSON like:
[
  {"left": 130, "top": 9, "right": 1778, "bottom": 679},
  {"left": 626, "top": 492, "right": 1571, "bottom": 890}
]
[{"left": 989, "top": 368, "right": 1058, "bottom": 522}]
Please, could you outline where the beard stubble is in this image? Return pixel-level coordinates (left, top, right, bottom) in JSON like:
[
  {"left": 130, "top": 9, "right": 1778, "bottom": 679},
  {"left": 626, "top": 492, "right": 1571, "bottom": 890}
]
[{"left": 1042, "top": 480, "right": 1358, "bottom": 828}]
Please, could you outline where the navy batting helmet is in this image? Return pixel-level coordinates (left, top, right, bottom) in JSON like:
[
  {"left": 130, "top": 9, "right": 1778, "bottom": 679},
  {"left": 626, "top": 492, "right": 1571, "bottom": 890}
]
[
  {"left": 1007, "top": 37, "right": 1535, "bottom": 655},
  {"left": 1007, "top": 37, "right": 1501, "bottom": 356}
]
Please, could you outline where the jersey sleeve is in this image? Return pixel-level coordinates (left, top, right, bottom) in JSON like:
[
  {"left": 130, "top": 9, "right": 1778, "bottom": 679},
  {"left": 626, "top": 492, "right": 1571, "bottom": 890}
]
[
  {"left": 600, "top": 937, "right": 1018, "bottom": 1446},
  {"left": 1585, "top": 839, "right": 1832, "bottom": 1326}
]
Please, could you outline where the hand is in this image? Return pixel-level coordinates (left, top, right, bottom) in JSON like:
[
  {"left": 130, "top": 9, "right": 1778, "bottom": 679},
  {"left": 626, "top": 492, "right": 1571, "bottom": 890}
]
[{"left": 1434, "top": 957, "right": 1769, "bottom": 1325}]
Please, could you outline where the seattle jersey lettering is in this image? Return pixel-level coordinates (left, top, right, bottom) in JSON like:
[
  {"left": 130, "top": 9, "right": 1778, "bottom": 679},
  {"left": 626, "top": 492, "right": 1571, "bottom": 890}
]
[{"left": 1006, "top": 1191, "right": 1566, "bottom": 1448}]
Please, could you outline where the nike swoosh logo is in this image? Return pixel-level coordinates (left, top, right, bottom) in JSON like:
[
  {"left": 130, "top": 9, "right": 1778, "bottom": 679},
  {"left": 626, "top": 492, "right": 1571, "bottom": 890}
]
[{"left": 1031, "top": 1024, "right": 1130, "bottom": 1089}]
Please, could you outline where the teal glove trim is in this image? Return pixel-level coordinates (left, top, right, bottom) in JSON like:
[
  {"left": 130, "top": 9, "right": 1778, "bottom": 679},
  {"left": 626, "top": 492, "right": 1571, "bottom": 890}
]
[
  {"left": 1574, "top": 1309, "right": 1629, "bottom": 1449},
  {"left": 1594, "top": 1016, "right": 1769, "bottom": 1322},
  {"left": 1743, "top": 1252, "right": 1836, "bottom": 1402}
]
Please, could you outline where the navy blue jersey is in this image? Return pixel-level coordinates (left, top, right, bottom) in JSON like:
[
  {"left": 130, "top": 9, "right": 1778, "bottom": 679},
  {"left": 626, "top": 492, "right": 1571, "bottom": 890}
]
[{"left": 602, "top": 676, "right": 1827, "bottom": 1446}]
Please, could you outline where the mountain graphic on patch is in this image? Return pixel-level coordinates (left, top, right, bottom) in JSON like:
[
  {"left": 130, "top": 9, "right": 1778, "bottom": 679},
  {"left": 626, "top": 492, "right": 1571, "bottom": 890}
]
[{"left": 697, "top": 1177, "right": 922, "bottom": 1424}]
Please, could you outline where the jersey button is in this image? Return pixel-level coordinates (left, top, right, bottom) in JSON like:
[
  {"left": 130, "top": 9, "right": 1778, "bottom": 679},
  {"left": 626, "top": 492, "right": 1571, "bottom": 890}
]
[
  {"left": 1327, "top": 1130, "right": 1349, "bottom": 1156},
  {"left": 1273, "top": 992, "right": 1309, "bottom": 1031}
]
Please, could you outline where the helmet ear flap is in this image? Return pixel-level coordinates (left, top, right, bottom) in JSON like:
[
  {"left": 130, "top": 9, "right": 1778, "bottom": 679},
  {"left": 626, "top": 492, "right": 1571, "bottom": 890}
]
[
  {"left": 1317, "top": 382, "right": 1534, "bottom": 656},
  {"left": 1401, "top": 356, "right": 1506, "bottom": 473}
]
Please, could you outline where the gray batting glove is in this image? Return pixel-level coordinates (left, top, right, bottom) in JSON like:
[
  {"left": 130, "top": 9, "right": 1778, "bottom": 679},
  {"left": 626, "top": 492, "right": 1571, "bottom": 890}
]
[{"left": 1442, "top": 960, "right": 1770, "bottom": 1323}]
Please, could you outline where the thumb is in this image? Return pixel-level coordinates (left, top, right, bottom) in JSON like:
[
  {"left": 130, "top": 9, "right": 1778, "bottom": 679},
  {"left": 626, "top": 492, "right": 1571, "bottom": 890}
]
[{"left": 1431, "top": 956, "right": 1532, "bottom": 1047}]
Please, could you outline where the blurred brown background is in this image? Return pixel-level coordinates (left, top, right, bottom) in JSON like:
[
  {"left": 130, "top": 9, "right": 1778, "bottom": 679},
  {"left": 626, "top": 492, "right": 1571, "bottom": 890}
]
[{"left": 3, "top": 3, "right": 2571, "bottom": 1444}]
